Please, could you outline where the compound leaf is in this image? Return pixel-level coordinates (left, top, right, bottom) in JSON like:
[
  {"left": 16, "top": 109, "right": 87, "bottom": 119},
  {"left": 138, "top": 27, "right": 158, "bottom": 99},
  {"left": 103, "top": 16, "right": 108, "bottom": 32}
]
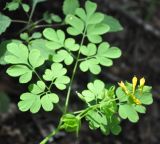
[
  {"left": 28, "top": 39, "right": 54, "bottom": 60},
  {"left": 80, "top": 59, "right": 101, "bottom": 75},
  {"left": 63, "top": 0, "right": 80, "bottom": 15},
  {"left": 5, "top": 43, "right": 29, "bottom": 64},
  {"left": 87, "top": 24, "right": 110, "bottom": 43},
  {"left": 29, "top": 49, "right": 45, "bottom": 68},
  {"left": 43, "top": 28, "right": 65, "bottom": 50},
  {"left": 18, "top": 93, "right": 41, "bottom": 113},
  {"left": 64, "top": 38, "right": 79, "bottom": 51},
  {"left": 29, "top": 81, "right": 46, "bottom": 94},
  {"left": 80, "top": 44, "right": 96, "bottom": 56},
  {"left": 54, "top": 76, "right": 70, "bottom": 90},
  {"left": 85, "top": 1, "right": 97, "bottom": 17},
  {"left": 53, "top": 50, "right": 74, "bottom": 65},
  {"left": 96, "top": 42, "right": 121, "bottom": 66},
  {"left": 6, "top": 65, "right": 32, "bottom": 83},
  {"left": 119, "top": 104, "right": 139, "bottom": 123},
  {"left": 0, "top": 13, "right": 11, "bottom": 35},
  {"left": 103, "top": 15, "right": 123, "bottom": 32},
  {"left": 79, "top": 80, "right": 105, "bottom": 102},
  {"left": 5, "top": 2, "right": 19, "bottom": 11},
  {"left": 43, "top": 63, "right": 70, "bottom": 90},
  {"left": 41, "top": 93, "right": 59, "bottom": 111},
  {"left": 0, "top": 40, "right": 22, "bottom": 65},
  {"left": 65, "top": 15, "right": 84, "bottom": 36},
  {"left": 22, "top": 3, "right": 30, "bottom": 12}
]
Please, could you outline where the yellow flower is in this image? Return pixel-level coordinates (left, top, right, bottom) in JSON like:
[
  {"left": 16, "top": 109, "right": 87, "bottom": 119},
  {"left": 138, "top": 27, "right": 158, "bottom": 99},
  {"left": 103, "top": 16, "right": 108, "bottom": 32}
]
[
  {"left": 118, "top": 81, "right": 129, "bottom": 94},
  {"left": 140, "top": 77, "right": 145, "bottom": 87},
  {"left": 118, "top": 77, "right": 144, "bottom": 105},
  {"left": 131, "top": 95, "right": 142, "bottom": 105},
  {"left": 132, "top": 76, "right": 138, "bottom": 94}
]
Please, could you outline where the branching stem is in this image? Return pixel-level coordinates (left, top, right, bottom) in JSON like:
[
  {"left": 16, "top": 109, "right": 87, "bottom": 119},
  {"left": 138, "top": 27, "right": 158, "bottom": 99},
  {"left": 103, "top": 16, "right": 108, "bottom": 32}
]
[{"left": 64, "top": 29, "right": 87, "bottom": 114}]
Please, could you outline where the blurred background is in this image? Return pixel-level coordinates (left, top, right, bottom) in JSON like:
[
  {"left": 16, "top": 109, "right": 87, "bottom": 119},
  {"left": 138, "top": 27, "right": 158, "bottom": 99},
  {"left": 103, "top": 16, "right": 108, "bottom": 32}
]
[{"left": 0, "top": 0, "right": 160, "bottom": 144}]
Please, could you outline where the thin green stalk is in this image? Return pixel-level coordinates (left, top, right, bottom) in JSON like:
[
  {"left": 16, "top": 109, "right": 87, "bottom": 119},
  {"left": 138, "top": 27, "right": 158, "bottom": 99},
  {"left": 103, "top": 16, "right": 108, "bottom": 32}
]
[
  {"left": 32, "top": 69, "right": 50, "bottom": 91},
  {"left": 40, "top": 123, "right": 62, "bottom": 144},
  {"left": 12, "top": 20, "right": 28, "bottom": 24},
  {"left": 34, "top": 23, "right": 65, "bottom": 29},
  {"left": 64, "top": 30, "right": 86, "bottom": 114},
  {"left": 75, "top": 97, "right": 121, "bottom": 119},
  {"left": 28, "top": 1, "right": 37, "bottom": 24}
]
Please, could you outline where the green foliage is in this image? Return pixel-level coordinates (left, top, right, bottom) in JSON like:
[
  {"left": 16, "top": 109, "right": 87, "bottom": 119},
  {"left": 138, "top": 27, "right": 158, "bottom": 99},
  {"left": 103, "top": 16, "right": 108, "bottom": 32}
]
[
  {"left": 5, "top": 1, "right": 20, "bottom": 11},
  {"left": 79, "top": 42, "right": 121, "bottom": 74},
  {"left": 5, "top": 0, "right": 30, "bottom": 12},
  {"left": 65, "top": 1, "right": 110, "bottom": 43},
  {"left": 5, "top": 43, "right": 44, "bottom": 83},
  {"left": 28, "top": 39, "right": 53, "bottom": 60},
  {"left": 103, "top": 15, "right": 123, "bottom": 32},
  {"left": 43, "top": 63, "right": 70, "bottom": 90},
  {"left": 0, "top": 40, "right": 22, "bottom": 65},
  {"left": 43, "top": 28, "right": 65, "bottom": 50},
  {"left": 1, "top": 0, "right": 154, "bottom": 143},
  {"left": 43, "top": 28, "right": 79, "bottom": 65},
  {"left": 0, "top": 13, "right": 11, "bottom": 35},
  {"left": 77, "top": 80, "right": 121, "bottom": 135},
  {"left": 18, "top": 80, "right": 59, "bottom": 113},
  {"left": 43, "top": 12, "right": 62, "bottom": 23},
  {"left": 116, "top": 80, "right": 153, "bottom": 123},
  {"left": 22, "top": 3, "right": 30, "bottom": 12},
  {"left": 63, "top": 0, "right": 80, "bottom": 15},
  {"left": 61, "top": 114, "right": 81, "bottom": 134}
]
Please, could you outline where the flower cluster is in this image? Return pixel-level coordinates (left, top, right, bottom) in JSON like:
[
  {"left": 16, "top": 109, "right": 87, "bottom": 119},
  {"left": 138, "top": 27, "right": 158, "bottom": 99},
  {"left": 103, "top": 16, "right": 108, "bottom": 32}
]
[{"left": 118, "top": 76, "right": 145, "bottom": 105}]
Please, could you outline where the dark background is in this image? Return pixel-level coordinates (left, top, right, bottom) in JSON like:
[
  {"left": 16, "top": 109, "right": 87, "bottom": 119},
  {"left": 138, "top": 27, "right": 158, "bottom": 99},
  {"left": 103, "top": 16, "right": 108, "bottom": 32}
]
[{"left": 0, "top": 0, "right": 160, "bottom": 144}]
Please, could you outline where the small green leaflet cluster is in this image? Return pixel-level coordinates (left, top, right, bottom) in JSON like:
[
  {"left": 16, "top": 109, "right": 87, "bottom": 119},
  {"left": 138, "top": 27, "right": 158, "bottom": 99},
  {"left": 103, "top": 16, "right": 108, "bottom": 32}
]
[
  {"left": 43, "top": 12, "right": 62, "bottom": 23},
  {"left": 117, "top": 82, "right": 153, "bottom": 123},
  {"left": 74, "top": 79, "right": 153, "bottom": 135},
  {"left": 80, "top": 42, "right": 121, "bottom": 74},
  {"left": 43, "top": 28, "right": 79, "bottom": 65},
  {"left": 43, "top": 63, "right": 70, "bottom": 90},
  {"left": 63, "top": 0, "right": 80, "bottom": 15},
  {"left": 61, "top": 114, "right": 81, "bottom": 135},
  {"left": 5, "top": 43, "right": 45, "bottom": 83},
  {"left": 65, "top": 1, "right": 109, "bottom": 43},
  {"left": 5, "top": 0, "right": 30, "bottom": 12},
  {"left": 77, "top": 80, "right": 121, "bottom": 135},
  {"left": 4, "top": 43, "right": 70, "bottom": 113},
  {"left": 18, "top": 81, "right": 59, "bottom": 113},
  {"left": 0, "top": 13, "right": 11, "bottom": 35}
]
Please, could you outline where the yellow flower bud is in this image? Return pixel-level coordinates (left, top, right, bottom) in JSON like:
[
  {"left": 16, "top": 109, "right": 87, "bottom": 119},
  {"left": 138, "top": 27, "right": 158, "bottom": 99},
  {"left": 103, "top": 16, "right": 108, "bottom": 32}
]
[
  {"left": 118, "top": 81, "right": 129, "bottom": 94},
  {"left": 132, "top": 76, "right": 138, "bottom": 94},
  {"left": 140, "top": 77, "right": 145, "bottom": 87},
  {"left": 131, "top": 95, "right": 141, "bottom": 105},
  {"left": 134, "top": 98, "right": 142, "bottom": 105}
]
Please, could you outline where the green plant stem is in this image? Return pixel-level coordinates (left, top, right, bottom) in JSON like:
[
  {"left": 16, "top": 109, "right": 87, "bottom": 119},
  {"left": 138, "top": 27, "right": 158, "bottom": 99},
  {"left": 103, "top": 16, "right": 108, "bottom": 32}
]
[
  {"left": 34, "top": 23, "right": 65, "bottom": 29},
  {"left": 64, "top": 31, "right": 86, "bottom": 114},
  {"left": 40, "top": 123, "right": 62, "bottom": 144},
  {"left": 12, "top": 20, "right": 28, "bottom": 24},
  {"left": 75, "top": 97, "right": 121, "bottom": 119},
  {"left": 32, "top": 69, "right": 50, "bottom": 91},
  {"left": 78, "top": 56, "right": 94, "bottom": 62},
  {"left": 28, "top": 2, "right": 37, "bottom": 24}
]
